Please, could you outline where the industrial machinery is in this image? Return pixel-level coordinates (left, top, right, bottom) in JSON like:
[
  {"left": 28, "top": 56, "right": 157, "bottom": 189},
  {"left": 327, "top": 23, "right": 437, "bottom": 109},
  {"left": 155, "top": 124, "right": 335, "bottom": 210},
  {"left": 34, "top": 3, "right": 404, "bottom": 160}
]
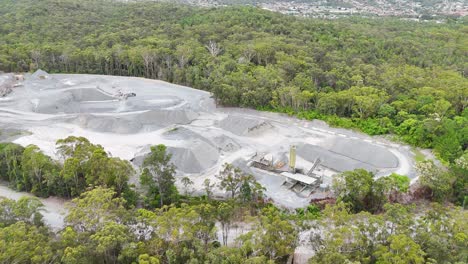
[{"left": 249, "top": 145, "right": 324, "bottom": 196}]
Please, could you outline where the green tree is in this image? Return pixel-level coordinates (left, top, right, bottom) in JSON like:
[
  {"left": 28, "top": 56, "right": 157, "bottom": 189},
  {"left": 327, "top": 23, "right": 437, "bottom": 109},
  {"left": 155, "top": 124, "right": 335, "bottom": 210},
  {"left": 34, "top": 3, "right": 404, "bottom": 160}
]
[
  {"left": 0, "top": 143, "right": 25, "bottom": 190},
  {"left": 377, "top": 173, "right": 410, "bottom": 202},
  {"left": 181, "top": 176, "right": 194, "bottom": 196},
  {"left": 217, "top": 163, "right": 255, "bottom": 199},
  {"left": 56, "top": 136, "right": 103, "bottom": 197},
  {"left": 452, "top": 152, "right": 468, "bottom": 207},
  {"left": 61, "top": 157, "right": 85, "bottom": 197},
  {"left": 0, "top": 197, "right": 44, "bottom": 227},
  {"left": 374, "top": 234, "right": 425, "bottom": 264},
  {"left": 142, "top": 145, "right": 178, "bottom": 207},
  {"left": 90, "top": 222, "right": 133, "bottom": 264},
  {"left": 138, "top": 254, "right": 160, "bottom": 264},
  {"left": 205, "top": 247, "right": 245, "bottom": 264},
  {"left": 216, "top": 202, "right": 235, "bottom": 246},
  {"left": 332, "top": 169, "right": 375, "bottom": 213},
  {"left": 383, "top": 203, "right": 415, "bottom": 236},
  {"left": 434, "top": 129, "right": 462, "bottom": 163},
  {"left": 0, "top": 222, "right": 54, "bottom": 264},
  {"left": 203, "top": 178, "right": 216, "bottom": 200},
  {"left": 416, "top": 160, "right": 454, "bottom": 202},
  {"left": 349, "top": 86, "right": 389, "bottom": 118},
  {"left": 217, "top": 163, "right": 244, "bottom": 199},
  {"left": 240, "top": 176, "right": 265, "bottom": 204},
  {"left": 248, "top": 207, "right": 298, "bottom": 261},
  {"left": 65, "top": 187, "right": 128, "bottom": 233},
  {"left": 21, "top": 145, "right": 58, "bottom": 196},
  {"left": 56, "top": 136, "right": 101, "bottom": 162},
  {"left": 414, "top": 204, "right": 467, "bottom": 263}
]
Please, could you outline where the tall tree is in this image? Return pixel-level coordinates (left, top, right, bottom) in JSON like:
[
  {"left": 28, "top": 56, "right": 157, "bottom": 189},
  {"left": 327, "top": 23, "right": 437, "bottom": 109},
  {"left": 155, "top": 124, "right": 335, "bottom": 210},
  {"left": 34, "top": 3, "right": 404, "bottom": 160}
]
[
  {"left": 0, "top": 222, "right": 54, "bottom": 264},
  {"left": 21, "top": 145, "right": 58, "bottom": 196},
  {"left": 65, "top": 187, "right": 128, "bottom": 233},
  {"left": 216, "top": 163, "right": 244, "bottom": 199},
  {"left": 248, "top": 207, "right": 298, "bottom": 261},
  {"left": 142, "top": 145, "right": 177, "bottom": 207},
  {"left": 374, "top": 234, "right": 426, "bottom": 264},
  {"left": 416, "top": 160, "right": 454, "bottom": 202},
  {"left": 0, "top": 197, "right": 44, "bottom": 227},
  {"left": 332, "top": 169, "right": 375, "bottom": 213}
]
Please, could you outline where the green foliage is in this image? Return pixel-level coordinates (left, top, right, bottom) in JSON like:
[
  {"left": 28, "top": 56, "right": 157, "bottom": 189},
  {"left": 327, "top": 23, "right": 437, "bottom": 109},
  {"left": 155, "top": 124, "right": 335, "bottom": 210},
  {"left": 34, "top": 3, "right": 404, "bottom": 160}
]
[
  {"left": 141, "top": 144, "right": 178, "bottom": 208},
  {"left": 416, "top": 160, "right": 455, "bottom": 202},
  {"left": 216, "top": 202, "right": 235, "bottom": 246},
  {"left": 332, "top": 169, "right": 410, "bottom": 213},
  {"left": 0, "top": 0, "right": 466, "bottom": 164},
  {"left": 203, "top": 178, "right": 216, "bottom": 200},
  {"left": 374, "top": 234, "right": 426, "bottom": 264},
  {"left": 90, "top": 222, "right": 132, "bottom": 264},
  {"left": 0, "top": 143, "right": 25, "bottom": 189},
  {"left": 0, "top": 197, "right": 44, "bottom": 227},
  {"left": 332, "top": 169, "right": 375, "bottom": 213},
  {"left": 21, "top": 144, "right": 59, "bottom": 197},
  {"left": 61, "top": 188, "right": 136, "bottom": 263},
  {"left": 377, "top": 173, "right": 410, "bottom": 202},
  {"left": 1, "top": 187, "right": 467, "bottom": 264},
  {"left": 65, "top": 187, "right": 129, "bottom": 233},
  {"left": 414, "top": 204, "right": 468, "bottom": 263},
  {"left": 310, "top": 203, "right": 467, "bottom": 264},
  {"left": 216, "top": 163, "right": 265, "bottom": 203},
  {"left": 293, "top": 205, "right": 321, "bottom": 223},
  {"left": 0, "top": 2, "right": 466, "bottom": 262},
  {"left": 181, "top": 176, "right": 194, "bottom": 196},
  {"left": 246, "top": 207, "right": 298, "bottom": 261},
  {"left": 57, "top": 136, "right": 135, "bottom": 198},
  {"left": 216, "top": 163, "right": 245, "bottom": 199},
  {"left": 452, "top": 152, "right": 468, "bottom": 207},
  {"left": 0, "top": 222, "right": 55, "bottom": 264},
  {"left": 0, "top": 137, "right": 135, "bottom": 201}
]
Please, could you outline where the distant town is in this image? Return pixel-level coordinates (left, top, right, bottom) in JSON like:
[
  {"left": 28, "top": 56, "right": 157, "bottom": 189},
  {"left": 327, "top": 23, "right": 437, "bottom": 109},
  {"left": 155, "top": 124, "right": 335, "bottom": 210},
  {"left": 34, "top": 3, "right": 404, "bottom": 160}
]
[{"left": 157, "top": 0, "right": 468, "bottom": 19}]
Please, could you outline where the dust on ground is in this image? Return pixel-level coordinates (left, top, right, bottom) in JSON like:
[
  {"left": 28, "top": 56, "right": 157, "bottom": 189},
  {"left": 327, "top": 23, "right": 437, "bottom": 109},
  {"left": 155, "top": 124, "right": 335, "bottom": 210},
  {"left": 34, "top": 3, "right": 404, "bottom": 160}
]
[{"left": 0, "top": 71, "right": 417, "bottom": 209}]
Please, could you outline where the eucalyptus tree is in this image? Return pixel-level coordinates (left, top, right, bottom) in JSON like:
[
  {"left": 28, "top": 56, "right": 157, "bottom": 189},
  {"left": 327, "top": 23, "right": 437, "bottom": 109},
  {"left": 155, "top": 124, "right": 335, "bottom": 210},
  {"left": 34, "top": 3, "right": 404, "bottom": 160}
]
[{"left": 141, "top": 144, "right": 177, "bottom": 207}]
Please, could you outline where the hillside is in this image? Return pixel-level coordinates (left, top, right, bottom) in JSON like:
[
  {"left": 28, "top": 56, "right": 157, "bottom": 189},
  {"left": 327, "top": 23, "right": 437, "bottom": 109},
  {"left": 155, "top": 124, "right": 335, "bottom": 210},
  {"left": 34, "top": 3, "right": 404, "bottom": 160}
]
[
  {"left": 1, "top": 0, "right": 466, "bottom": 164},
  {"left": 0, "top": 1, "right": 467, "bottom": 263}
]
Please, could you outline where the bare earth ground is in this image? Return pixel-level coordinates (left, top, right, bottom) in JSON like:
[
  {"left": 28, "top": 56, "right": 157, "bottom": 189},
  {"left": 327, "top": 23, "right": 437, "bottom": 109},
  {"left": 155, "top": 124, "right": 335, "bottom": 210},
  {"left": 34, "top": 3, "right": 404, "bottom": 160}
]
[{"left": 0, "top": 72, "right": 418, "bottom": 225}]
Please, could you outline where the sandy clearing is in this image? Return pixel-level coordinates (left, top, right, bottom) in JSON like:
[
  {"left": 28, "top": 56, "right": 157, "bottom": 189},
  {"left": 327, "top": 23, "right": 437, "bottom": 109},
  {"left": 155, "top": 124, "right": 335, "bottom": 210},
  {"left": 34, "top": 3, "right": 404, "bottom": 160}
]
[{"left": 0, "top": 184, "right": 67, "bottom": 230}]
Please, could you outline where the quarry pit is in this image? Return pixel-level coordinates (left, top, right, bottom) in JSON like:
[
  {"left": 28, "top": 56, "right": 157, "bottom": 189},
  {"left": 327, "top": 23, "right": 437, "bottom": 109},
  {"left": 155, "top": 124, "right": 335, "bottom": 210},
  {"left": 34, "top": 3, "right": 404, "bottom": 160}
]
[{"left": 0, "top": 71, "right": 416, "bottom": 208}]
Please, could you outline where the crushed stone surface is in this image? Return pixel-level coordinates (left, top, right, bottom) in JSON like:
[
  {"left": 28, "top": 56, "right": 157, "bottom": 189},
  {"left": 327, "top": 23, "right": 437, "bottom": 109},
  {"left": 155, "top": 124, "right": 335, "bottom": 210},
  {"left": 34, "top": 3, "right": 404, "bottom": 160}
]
[{"left": 0, "top": 71, "right": 417, "bottom": 209}]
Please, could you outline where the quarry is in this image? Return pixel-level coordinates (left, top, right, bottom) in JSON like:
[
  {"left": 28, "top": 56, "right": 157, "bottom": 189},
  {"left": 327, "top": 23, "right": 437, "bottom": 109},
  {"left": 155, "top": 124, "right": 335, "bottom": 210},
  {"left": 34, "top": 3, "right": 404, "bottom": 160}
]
[{"left": 0, "top": 70, "right": 416, "bottom": 209}]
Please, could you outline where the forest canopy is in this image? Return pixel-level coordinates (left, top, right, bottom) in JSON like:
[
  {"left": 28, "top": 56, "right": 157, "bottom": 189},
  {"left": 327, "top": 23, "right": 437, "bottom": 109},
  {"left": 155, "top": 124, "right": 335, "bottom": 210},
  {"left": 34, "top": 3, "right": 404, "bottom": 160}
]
[
  {"left": 1, "top": 0, "right": 466, "bottom": 164},
  {"left": 0, "top": 1, "right": 467, "bottom": 263}
]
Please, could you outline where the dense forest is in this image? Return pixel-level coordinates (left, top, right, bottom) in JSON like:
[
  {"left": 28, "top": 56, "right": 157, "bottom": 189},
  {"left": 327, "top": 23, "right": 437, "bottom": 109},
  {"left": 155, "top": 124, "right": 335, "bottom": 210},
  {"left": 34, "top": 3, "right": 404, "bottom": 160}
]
[
  {"left": 0, "top": 0, "right": 467, "bottom": 263},
  {"left": 1, "top": 138, "right": 467, "bottom": 263},
  {"left": 1, "top": 188, "right": 466, "bottom": 264},
  {"left": 0, "top": 0, "right": 467, "bottom": 164}
]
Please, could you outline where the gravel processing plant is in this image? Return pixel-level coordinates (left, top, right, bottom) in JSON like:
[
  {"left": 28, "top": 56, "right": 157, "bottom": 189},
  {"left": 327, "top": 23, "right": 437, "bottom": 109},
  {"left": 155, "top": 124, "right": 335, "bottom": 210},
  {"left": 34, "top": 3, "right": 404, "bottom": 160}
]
[{"left": 0, "top": 71, "right": 416, "bottom": 208}]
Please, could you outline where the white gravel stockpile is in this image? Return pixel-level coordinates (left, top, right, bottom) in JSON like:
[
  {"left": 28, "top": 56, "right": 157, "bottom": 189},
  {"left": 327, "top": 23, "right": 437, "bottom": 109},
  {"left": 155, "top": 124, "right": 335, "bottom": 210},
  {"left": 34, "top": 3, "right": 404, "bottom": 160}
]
[
  {"left": 218, "top": 115, "right": 272, "bottom": 136},
  {"left": 0, "top": 71, "right": 417, "bottom": 209}
]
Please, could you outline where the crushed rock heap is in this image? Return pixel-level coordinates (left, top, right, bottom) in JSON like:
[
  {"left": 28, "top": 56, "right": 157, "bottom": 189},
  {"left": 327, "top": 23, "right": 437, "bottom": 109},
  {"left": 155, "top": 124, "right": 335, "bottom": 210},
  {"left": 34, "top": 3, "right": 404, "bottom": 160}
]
[{"left": 0, "top": 71, "right": 416, "bottom": 208}]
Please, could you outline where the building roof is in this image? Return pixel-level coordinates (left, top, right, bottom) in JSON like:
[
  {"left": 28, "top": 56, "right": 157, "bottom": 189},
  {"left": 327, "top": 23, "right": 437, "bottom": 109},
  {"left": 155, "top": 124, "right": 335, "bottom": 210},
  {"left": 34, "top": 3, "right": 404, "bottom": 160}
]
[{"left": 281, "top": 172, "right": 318, "bottom": 185}]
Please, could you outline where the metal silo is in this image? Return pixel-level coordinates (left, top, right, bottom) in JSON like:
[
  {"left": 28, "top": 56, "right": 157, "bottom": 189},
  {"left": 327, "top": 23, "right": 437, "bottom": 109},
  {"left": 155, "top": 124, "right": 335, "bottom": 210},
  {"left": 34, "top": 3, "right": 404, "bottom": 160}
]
[{"left": 289, "top": 145, "right": 296, "bottom": 173}]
